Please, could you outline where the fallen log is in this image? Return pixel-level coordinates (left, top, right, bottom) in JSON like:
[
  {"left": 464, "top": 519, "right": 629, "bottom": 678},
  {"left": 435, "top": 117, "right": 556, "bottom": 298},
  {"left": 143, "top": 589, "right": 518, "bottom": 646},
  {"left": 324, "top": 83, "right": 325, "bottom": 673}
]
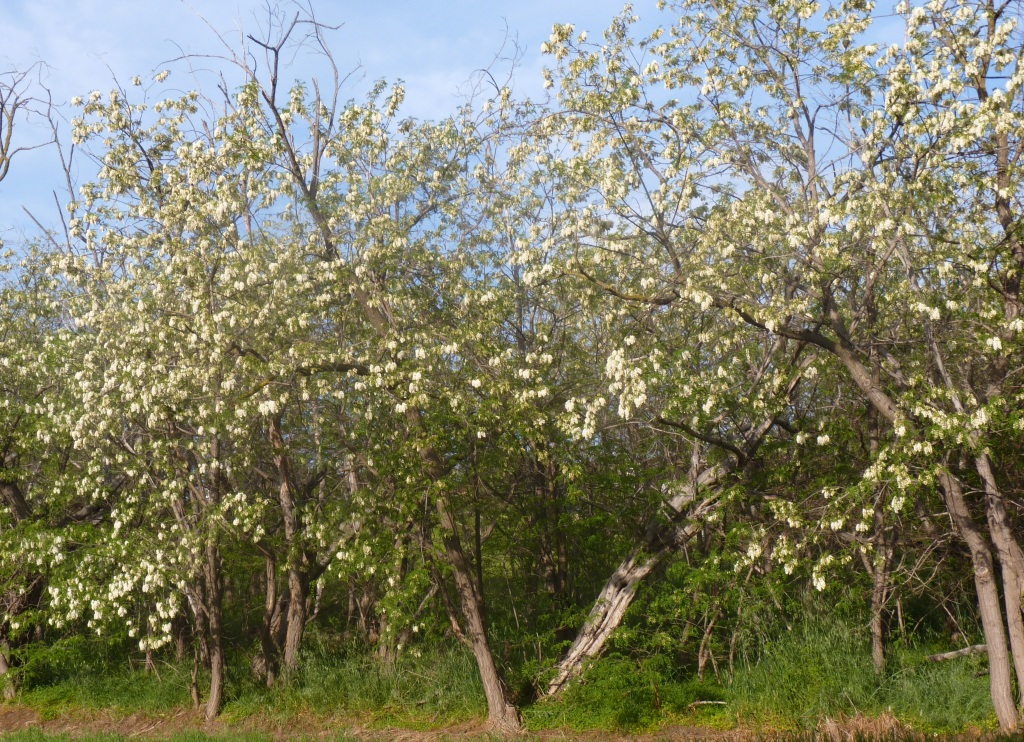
[{"left": 927, "top": 644, "right": 987, "bottom": 662}]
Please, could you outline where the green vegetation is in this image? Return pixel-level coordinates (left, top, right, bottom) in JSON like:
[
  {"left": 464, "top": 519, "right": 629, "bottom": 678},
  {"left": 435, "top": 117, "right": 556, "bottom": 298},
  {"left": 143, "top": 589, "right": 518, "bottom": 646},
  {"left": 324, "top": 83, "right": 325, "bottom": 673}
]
[
  {"left": 4, "top": 615, "right": 998, "bottom": 736},
  {"left": 1, "top": 0, "right": 1024, "bottom": 735}
]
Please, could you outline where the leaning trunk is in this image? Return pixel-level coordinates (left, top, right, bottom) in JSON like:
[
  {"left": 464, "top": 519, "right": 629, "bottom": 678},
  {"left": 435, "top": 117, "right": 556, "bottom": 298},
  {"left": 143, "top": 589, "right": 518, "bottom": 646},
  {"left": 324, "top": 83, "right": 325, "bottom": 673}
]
[
  {"left": 258, "top": 554, "right": 282, "bottom": 686},
  {"left": 546, "top": 548, "right": 664, "bottom": 696}
]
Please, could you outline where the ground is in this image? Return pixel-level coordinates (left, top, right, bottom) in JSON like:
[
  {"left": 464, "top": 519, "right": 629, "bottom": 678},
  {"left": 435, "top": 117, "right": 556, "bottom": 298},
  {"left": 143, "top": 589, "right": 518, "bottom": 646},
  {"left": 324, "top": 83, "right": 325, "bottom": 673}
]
[{"left": 0, "top": 704, "right": 979, "bottom": 740}]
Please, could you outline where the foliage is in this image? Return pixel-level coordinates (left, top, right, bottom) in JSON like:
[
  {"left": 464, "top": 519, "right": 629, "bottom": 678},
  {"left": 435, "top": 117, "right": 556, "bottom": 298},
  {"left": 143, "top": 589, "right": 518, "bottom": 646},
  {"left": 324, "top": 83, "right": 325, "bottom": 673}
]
[{"left": 1, "top": 0, "right": 1023, "bottom": 732}]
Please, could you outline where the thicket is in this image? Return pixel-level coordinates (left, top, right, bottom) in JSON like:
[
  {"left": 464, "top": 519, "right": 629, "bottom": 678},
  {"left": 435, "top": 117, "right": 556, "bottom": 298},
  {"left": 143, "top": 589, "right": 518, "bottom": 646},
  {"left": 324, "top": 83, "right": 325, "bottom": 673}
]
[{"left": 1, "top": 0, "right": 1023, "bottom": 735}]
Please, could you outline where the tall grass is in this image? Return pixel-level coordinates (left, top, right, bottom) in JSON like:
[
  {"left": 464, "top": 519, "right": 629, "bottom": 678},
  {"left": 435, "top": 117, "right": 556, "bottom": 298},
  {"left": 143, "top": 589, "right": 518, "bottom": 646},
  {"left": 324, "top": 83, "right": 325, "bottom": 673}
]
[
  {"left": 729, "top": 618, "right": 996, "bottom": 733},
  {"left": 7, "top": 621, "right": 998, "bottom": 735},
  {"left": 14, "top": 635, "right": 483, "bottom": 728},
  {"left": 225, "top": 639, "right": 485, "bottom": 727}
]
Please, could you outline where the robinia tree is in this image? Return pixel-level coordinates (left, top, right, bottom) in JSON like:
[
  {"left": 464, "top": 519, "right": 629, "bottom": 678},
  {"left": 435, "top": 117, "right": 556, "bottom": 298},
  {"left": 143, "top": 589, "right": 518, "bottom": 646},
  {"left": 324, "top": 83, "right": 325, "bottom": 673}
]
[{"left": 540, "top": 0, "right": 1024, "bottom": 728}]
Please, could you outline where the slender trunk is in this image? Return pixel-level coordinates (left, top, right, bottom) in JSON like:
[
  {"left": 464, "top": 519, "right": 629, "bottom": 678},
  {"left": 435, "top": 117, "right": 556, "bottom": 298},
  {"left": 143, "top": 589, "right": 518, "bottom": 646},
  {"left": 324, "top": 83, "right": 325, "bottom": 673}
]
[
  {"left": 269, "top": 416, "right": 308, "bottom": 674},
  {"left": 436, "top": 495, "right": 521, "bottom": 733},
  {"left": 204, "top": 531, "right": 225, "bottom": 720},
  {"left": 259, "top": 554, "right": 281, "bottom": 686},
  {"left": 867, "top": 404, "right": 891, "bottom": 676},
  {"left": 0, "top": 639, "right": 15, "bottom": 701},
  {"left": 938, "top": 468, "right": 1018, "bottom": 730},
  {"left": 431, "top": 562, "right": 470, "bottom": 646},
  {"left": 977, "top": 453, "right": 1024, "bottom": 707},
  {"left": 869, "top": 561, "right": 889, "bottom": 675},
  {"left": 697, "top": 615, "right": 718, "bottom": 682}
]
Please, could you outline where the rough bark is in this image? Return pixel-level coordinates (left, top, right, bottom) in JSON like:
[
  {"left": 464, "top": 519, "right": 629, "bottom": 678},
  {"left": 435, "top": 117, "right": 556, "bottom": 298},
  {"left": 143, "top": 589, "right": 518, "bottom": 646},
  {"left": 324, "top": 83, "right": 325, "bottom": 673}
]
[
  {"left": 436, "top": 494, "right": 522, "bottom": 733},
  {"left": 938, "top": 468, "right": 1018, "bottom": 730},
  {"left": 546, "top": 493, "right": 719, "bottom": 697},
  {"left": 204, "top": 537, "right": 225, "bottom": 720},
  {"left": 0, "top": 640, "right": 15, "bottom": 701},
  {"left": 282, "top": 569, "right": 309, "bottom": 674},
  {"left": 545, "top": 390, "right": 792, "bottom": 698},
  {"left": 976, "top": 452, "right": 1024, "bottom": 707},
  {"left": 546, "top": 548, "right": 664, "bottom": 697},
  {"left": 268, "top": 416, "right": 309, "bottom": 675},
  {"left": 258, "top": 554, "right": 281, "bottom": 686}
]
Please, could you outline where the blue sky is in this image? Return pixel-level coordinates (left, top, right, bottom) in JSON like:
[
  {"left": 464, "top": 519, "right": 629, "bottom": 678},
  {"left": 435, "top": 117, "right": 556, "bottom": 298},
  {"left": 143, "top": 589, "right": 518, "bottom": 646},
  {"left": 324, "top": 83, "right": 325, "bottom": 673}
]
[{"left": 1, "top": 0, "right": 636, "bottom": 238}]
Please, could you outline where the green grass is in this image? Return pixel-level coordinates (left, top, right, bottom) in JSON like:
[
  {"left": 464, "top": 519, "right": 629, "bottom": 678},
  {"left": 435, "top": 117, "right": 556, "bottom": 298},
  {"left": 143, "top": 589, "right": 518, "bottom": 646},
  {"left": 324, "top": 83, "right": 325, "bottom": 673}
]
[
  {"left": 4, "top": 621, "right": 1000, "bottom": 737},
  {"left": 524, "top": 656, "right": 728, "bottom": 732},
  {"left": 728, "top": 619, "right": 996, "bottom": 734},
  {"left": 222, "top": 639, "right": 485, "bottom": 727},
  {"left": 14, "top": 637, "right": 483, "bottom": 728}
]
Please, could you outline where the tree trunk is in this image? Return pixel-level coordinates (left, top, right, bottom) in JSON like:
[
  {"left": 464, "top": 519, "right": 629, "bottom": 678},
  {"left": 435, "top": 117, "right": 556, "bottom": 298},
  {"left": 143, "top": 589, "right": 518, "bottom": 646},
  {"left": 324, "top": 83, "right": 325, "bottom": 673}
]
[
  {"left": 869, "top": 560, "right": 888, "bottom": 675},
  {"left": 544, "top": 367, "right": 807, "bottom": 698},
  {"left": 938, "top": 468, "right": 1018, "bottom": 730},
  {"left": 258, "top": 554, "right": 281, "bottom": 686},
  {"left": 0, "top": 639, "right": 15, "bottom": 701},
  {"left": 282, "top": 568, "right": 309, "bottom": 674},
  {"left": 203, "top": 530, "right": 226, "bottom": 720},
  {"left": 976, "top": 453, "right": 1024, "bottom": 707},
  {"left": 435, "top": 494, "right": 521, "bottom": 733},
  {"left": 269, "top": 415, "right": 308, "bottom": 675},
  {"left": 546, "top": 548, "right": 663, "bottom": 696}
]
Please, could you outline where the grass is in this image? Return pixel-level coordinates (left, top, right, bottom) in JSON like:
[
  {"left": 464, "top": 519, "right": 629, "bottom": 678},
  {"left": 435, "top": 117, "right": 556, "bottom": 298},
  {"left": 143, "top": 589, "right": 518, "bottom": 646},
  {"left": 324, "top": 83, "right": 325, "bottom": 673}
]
[
  {"left": 728, "top": 618, "right": 996, "bottom": 734},
  {"left": 0, "top": 734, "right": 285, "bottom": 742},
  {"left": 2, "top": 621, "right": 1000, "bottom": 737},
  {"left": 223, "top": 642, "right": 485, "bottom": 728},
  {"left": 14, "top": 637, "right": 484, "bottom": 728}
]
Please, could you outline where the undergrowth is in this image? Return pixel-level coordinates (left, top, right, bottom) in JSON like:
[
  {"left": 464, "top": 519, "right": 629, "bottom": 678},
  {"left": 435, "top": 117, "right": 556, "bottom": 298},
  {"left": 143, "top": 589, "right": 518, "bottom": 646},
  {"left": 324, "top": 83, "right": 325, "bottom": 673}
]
[{"left": 4, "top": 620, "right": 998, "bottom": 736}]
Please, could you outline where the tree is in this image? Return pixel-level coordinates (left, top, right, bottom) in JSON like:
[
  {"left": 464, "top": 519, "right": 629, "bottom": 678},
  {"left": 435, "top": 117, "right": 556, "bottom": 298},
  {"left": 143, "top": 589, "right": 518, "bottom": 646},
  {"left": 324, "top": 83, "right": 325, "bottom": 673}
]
[{"left": 541, "top": 0, "right": 1024, "bottom": 727}]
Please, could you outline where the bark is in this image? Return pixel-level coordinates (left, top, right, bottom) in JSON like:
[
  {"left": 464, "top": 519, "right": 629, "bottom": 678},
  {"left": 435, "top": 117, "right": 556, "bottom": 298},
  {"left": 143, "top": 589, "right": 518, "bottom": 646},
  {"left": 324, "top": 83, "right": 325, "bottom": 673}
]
[
  {"left": 436, "top": 494, "right": 522, "bottom": 733},
  {"left": 976, "top": 452, "right": 1024, "bottom": 707},
  {"left": 204, "top": 532, "right": 225, "bottom": 721},
  {"left": 258, "top": 554, "right": 281, "bottom": 686},
  {"left": 431, "top": 562, "right": 470, "bottom": 646},
  {"left": 869, "top": 561, "right": 889, "bottom": 675},
  {"left": 0, "top": 479, "right": 31, "bottom": 522},
  {"left": 0, "top": 640, "right": 15, "bottom": 701},
  {"left": 546, "top": 498, "right": 717, "bottom": 697},
  {"left": 938, "top": 468, "right": 1018, "bottom": 730},
  {"left": 269, "top": 416, "right": 308, "bottom": 675},
  {"left": 867, "top": 405, "right": 892, "bottom": 676},
  {"left": 546, "top": 366, "right": 804, "bottom": 698},
  {"left": 928, "top": 644, "right": 988, "bottom": 662},
  {"left": 282, "top": 569, "right": 309, "bottom": 674},
  {"left": 546, "top": 549, "right": 663, "bottom": 697}
]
